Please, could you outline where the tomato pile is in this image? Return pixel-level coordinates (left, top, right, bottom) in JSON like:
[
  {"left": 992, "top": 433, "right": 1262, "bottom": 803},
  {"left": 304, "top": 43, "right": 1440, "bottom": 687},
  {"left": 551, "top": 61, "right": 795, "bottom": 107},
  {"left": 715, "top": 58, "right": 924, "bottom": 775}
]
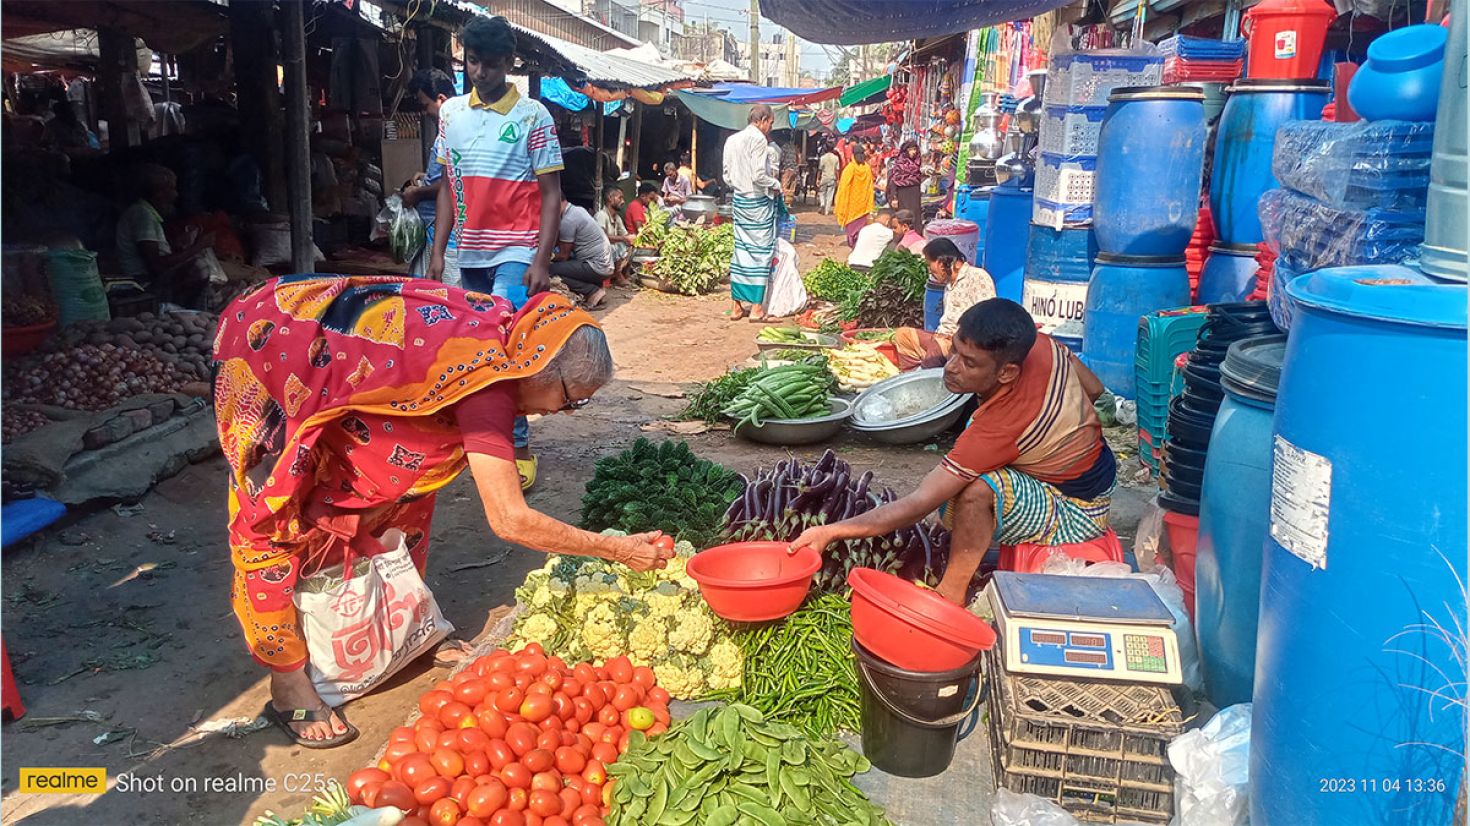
[{"left": 344, "top": 645, "right": 671, "bottom": 826}]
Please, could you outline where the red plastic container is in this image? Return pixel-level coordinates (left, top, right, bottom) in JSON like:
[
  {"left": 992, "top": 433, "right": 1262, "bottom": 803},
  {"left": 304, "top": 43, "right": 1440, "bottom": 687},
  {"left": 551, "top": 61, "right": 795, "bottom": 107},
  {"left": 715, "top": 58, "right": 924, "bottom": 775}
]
[
  {"left": 847, "top": 567, "right": 996, "bottom": 672},
  {"left": 1243, "top": 0, "right": 1338, "bottom": 80},
  {"left": 1, "top": 321, "right": 55, "bottom": 357},
  {"left": 1162, "top": 511, "right": 1200, "bottom": 619},
  {"left": 686, "top": 542, "right": 821, "bottom": 622},
  {"left": 838, "top": 329, "right": 900, "bottom": 366},
  {"left": 999, "top": 528, "right": 1125, "bottom": 573}
]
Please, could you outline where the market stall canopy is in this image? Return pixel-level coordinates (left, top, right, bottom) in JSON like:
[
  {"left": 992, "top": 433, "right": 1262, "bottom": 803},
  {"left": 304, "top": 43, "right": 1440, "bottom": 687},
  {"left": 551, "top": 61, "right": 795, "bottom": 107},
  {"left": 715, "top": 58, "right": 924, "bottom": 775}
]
[
  {"left": 839, "top": 74, "right": 893, "bottom": 107},
  {"left": 2, "top": 29, "right": 99, "bottom": 73},
  {"left": 2, "top": 0, "right": 226, "bottom": 55},
  {"left": 758, "top": 0, "right": 1075, "bottom": 45},
  {"left": 675, "top": 89, "right": 792, "bottom": 131},
  {"left": 706, "top": 82, "right": 842, "bottom": 106}
]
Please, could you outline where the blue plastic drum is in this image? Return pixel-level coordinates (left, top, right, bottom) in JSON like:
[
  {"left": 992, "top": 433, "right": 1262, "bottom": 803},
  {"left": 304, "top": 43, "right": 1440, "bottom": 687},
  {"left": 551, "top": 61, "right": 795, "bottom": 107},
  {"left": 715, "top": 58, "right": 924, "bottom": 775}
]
[
  {"left": 1252, "top": 266, "right": 1466, "bottom": 826},
  {"left": 983, "top": 182, "right": 1033, "bottom": 304},
  {"left": 1196, "top": 243, "right": 1260, "bottom": 304},
  {"left": 1023, "top": 223, "right": 1097, "bottom": 353},
  {"left": 1209, "top": 80, "right": 1330, "bottom": 245},
  {"left": 954, "top": 185, "right": 992, "bottom": 268},
  {"left": 1093, "top": 86, "right": 1207, "bottom": 257},
  {"left": 1194, "top": 335, "right": 1284, "bottom": 709},
  {"left": 923, "top": 282, "right": 945, "bottom": 332},
  {"left": 1081, "top": 254, "right": 1191, "bottom": 398}
]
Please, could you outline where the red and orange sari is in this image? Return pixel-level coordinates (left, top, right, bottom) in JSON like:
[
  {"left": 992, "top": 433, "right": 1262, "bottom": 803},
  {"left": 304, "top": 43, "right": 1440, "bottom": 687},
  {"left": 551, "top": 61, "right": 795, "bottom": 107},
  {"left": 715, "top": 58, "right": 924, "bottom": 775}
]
[{"left": 213, "top": 276, "right": 595, "bottom": 671}]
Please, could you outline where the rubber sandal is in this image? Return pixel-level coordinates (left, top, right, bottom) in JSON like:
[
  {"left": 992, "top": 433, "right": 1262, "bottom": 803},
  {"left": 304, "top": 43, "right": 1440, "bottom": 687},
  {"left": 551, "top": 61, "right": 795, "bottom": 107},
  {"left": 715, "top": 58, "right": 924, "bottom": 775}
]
[
  {"left": 516, "top": 457, "right": 538, "bottom": 491},
  {"left": 432, "top": 638, "right": 476, "bottom": 668},
  {"left": 265, "top": 703, "right": 359, "bottom": 749},
  {"left": 729, "top": 309, "right": 747, "bottom": 321}
]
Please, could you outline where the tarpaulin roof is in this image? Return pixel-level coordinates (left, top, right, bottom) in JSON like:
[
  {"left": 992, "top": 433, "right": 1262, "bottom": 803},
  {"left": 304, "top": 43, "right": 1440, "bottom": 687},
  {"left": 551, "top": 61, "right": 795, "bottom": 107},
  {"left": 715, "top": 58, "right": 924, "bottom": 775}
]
[
  {"left": 839, "top": 74, "right": 892, "bottom": 107},
  {"left": 758, "top": 0, "right": 1075, "bottom": 45},
  {"left": 675, "top": 90, "right": 792, "bottom": 131},
  {"left": 705, "top": 82, "right": 842, "bottom": 106}
]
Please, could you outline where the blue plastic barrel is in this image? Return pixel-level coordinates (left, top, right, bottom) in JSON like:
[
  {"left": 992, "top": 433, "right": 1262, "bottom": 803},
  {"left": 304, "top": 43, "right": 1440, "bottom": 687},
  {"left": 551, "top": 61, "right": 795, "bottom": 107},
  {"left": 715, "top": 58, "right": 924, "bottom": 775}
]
[
  {"left": 923, "top": 282, "right": 945, "bottom": 332},
  {"left": 955, "top": 187, "right": 992, "bottom": 265},
  {"left": 1082, "top": 254, "right": 1191, "bottom": 398},
  {"left": 1093, "top": 86, "right": 1207, "bottom": 257},
  {"left": 1023, "top": 223, "right": 1097, "bottom": 353},
  {"left": 983, "top": 182, "right": 1033, "bottom": 304},
  {"left": 1252, "top": 266, "right": 1466, "bottom": 826},
  {"left": 1194, "top": 335, "right": 1284, "bottom": 709},
  {"left": 1209, "top": 80, "right": 1330, "bottom": 245},
  {"left": 1196, "top": 243, "right": 1259, "bottom": 304}
]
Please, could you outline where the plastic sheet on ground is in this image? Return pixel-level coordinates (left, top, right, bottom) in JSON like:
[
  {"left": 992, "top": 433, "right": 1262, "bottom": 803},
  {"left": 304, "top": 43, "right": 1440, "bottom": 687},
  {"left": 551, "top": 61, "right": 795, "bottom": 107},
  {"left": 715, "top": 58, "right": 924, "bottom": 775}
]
[
  {"left": 1168, "top": 703, "right": 1252, "bottom": 826},
  {"left": 1272, "top": 120, "right": 1435, "bottom": 212},
  {"left": 1258, "top": 188, "right": 1425, "bottom": 273}
]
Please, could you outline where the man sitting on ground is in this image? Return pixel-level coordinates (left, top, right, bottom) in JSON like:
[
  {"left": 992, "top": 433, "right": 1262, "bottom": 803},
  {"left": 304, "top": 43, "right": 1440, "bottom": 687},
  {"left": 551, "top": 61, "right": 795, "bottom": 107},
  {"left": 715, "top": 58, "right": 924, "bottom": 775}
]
[
  {"left": 552, "top": 200, "right": 614, "bottom": 309},
  {"left": 661, "top": 162, "right": 691, "bottom": 206},
  {"left": 626, "top": 181, "right": 658, "bottom": 235},
  {"left": 847, "top": 208, "right": 895, "bottom": 270},
  {"left": 889, "top": 209, "right": 927, "bottom": 254},
  {"left": 596, "top": 187, "right": 634, "bottom": 283},
  {"left": 793, "top": 299, "right": 1114, "bottom": 606}
]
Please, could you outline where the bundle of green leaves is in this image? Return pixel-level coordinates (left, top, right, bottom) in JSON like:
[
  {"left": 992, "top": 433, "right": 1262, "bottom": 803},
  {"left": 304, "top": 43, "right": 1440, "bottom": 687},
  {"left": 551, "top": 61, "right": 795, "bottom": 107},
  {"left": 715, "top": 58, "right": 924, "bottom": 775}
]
[
  {"left": 580, "top": 438, "right": 746, "bottom": 549},
  {"left": 652, "top": 223, "right": 735, "bottom": 295},
  {"left": 802, "top": 258, "right": 869, "bottom": 303}
]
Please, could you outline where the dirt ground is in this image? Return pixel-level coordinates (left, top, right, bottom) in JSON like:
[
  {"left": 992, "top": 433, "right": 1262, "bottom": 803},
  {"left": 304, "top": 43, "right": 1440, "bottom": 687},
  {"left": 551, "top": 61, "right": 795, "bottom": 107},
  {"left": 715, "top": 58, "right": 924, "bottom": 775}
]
[{"left": 0, "top": 206, "right": 1152, "bottom": 826}]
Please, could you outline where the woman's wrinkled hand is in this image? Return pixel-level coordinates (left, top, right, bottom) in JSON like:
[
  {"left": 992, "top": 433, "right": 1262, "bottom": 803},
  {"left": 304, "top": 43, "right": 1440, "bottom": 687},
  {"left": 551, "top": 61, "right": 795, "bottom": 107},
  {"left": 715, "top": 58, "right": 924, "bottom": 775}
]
[{"left": 609, "top": 531, "right": 676, "bottom": 571}]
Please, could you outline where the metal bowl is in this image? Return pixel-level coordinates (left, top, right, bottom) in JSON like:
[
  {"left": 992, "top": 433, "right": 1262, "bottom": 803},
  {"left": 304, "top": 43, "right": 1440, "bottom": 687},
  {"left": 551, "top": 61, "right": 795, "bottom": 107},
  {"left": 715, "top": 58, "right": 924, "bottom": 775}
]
[
  {"left": 754, "top": 332, "right": 840, "bottom": 352},
  {"left": 848, "top": 369, "right": 972, "bottom": 444},
  {"left": 682, "top": 195, "right": 718, "bottom": 220},
  {"left": 732, "top": 398, "right": 852, "bottom": 446}
]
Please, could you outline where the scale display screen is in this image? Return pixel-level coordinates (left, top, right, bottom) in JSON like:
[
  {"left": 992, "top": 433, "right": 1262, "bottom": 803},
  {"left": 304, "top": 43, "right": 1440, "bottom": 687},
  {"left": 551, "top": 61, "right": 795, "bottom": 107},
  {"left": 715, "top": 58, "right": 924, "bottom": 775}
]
[{"left": 1019, "top": 627, "right": 1113, "bottom": 670}]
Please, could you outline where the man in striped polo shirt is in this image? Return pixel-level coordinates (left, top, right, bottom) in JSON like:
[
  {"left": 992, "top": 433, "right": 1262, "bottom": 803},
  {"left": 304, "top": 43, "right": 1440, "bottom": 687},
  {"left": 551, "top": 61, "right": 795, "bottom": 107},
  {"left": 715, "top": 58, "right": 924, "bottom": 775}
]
[{"left": 429, "top": 15, "right": 564, "bottom": 488}]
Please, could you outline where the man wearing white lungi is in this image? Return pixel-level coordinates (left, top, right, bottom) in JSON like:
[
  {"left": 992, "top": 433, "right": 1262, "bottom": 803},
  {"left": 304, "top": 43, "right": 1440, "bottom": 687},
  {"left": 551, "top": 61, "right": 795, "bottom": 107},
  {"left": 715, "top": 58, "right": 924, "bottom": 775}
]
[{"left": 722, "top": 104, "right": 780, "bottom": 322}]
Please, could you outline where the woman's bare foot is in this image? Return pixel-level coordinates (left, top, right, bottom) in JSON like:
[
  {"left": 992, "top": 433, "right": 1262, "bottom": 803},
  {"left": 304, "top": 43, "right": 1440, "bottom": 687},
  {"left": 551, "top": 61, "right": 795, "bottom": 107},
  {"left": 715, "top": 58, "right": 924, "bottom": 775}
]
[
  {"left": 270, "top": 669, "right": 348, "bottom": 742},
  {"left": 584, "top": 287, "right": 607, "bottom": 309}
]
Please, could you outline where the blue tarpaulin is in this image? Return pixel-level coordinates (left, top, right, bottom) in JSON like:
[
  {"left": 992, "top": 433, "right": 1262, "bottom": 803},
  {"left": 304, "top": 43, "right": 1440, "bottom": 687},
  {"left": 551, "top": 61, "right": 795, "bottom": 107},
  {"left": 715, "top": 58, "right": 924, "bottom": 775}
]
[
  {"left": 707, "top": 82, "right": 819, "bottom": 102},
  {"left": 758, "top": 0, "right": 1073, "bottom": 45}
]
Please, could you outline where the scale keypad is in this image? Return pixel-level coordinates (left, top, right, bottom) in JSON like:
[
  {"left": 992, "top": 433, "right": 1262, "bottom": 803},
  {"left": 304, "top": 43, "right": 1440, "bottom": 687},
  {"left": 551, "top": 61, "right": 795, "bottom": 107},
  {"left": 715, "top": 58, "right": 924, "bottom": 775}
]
[{"left": 1124, "top": 634, "right": 1167, "bottom": 673}]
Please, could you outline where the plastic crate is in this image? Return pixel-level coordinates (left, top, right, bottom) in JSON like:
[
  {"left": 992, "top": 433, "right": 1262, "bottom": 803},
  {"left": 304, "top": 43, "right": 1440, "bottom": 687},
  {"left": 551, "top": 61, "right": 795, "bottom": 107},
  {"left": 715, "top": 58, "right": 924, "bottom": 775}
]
[
  {"left": 1034, "top": 196, "right": 1094, "bottom": 230},
  {"left": 1037, "top": 153, "right": 1097, "bottom": 206},
  {"left": 1135, "top": 308, "right": 1208, "bottom": 387},
  {"left": 985, "top": 647, "right": 1182, "bottom": 824},
  {"left": 1041, "top": 105, "right": 1108, "bottom": 156},
  {"left": 1045, "top": 52, "right": 1165, "bottom": 107}
]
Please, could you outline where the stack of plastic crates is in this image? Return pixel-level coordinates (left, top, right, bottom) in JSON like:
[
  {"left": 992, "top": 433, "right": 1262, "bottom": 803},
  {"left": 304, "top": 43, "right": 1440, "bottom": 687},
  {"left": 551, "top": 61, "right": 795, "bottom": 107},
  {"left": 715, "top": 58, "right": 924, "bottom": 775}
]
[
  {"left": 985, "top": 647, "right": 1183, "bottom": 824},
  {"left": 1136, "top": 307, "right": 1208, "bottom": 472},
  {"left": 1158, "top": 35, "right": 1244, "bottom": 84}
]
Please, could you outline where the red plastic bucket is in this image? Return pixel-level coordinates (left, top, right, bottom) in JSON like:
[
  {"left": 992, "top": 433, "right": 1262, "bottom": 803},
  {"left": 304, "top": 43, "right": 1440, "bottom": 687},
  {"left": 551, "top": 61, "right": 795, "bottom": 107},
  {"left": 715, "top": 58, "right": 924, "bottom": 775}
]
[
  {"left": 1162, "top": 511, "right": 1200, "bottom": 619},
  {"left": 999, "top": 528, "right": 1125, "bottom": 573},
  {"left": 1243, "top": 0, "right": 1337, "bottom": 80},
  {"left": 848, "top": 568, "right": 996, "bottom": 672}
]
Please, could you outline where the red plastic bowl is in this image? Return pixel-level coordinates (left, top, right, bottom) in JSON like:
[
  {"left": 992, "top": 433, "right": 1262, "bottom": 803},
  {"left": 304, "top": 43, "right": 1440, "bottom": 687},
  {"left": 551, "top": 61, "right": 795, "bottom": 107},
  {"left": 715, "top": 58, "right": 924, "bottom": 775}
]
[
  {"left": 686, "top": 542, "right": 822, "bottom": 622},
  {"left": 847, "top": 567, "right": 997, "bottom": 671},
  {"left": 2, "top": 321, "right": 55, "bottom": 357}
]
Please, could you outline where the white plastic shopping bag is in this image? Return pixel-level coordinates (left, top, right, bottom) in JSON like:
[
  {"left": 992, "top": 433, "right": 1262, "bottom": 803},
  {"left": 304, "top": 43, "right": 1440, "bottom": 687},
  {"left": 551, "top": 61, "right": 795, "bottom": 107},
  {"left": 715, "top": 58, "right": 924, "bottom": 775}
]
[
  {"left": 765, "top": 238, "right": 808, "bottom": 318},
  {"left": 295, "top": 533, "right": 452, "bottom": 706}
]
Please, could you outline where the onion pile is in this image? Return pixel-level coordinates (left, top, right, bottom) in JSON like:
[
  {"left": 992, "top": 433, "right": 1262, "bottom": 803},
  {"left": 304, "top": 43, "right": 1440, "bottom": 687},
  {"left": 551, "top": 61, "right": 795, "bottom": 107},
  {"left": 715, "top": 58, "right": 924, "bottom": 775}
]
[
  {"left": 43, "top": 311, "right": 216, "bottom": 383},
  {"left": 3, "top": 344, "right": 193, "bottom": 411},
  {"left": 2, "top": 408, "right": 52, "bottom": 443}
]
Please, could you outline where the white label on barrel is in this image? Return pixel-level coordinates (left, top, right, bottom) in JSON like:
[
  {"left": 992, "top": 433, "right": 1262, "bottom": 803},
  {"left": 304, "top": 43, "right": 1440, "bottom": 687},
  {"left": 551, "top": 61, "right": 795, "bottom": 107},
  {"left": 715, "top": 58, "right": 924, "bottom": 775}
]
[
  {"left": 1274, "top": 31, "right": 1298, "bottom": 59},
  {"left": 937, "top": 684, "right": 959, "bottom": 698},
  {"left": 1022, "top": 279, "right": 1088, "bottom": 337},
  {"left": 1270, "top": 435, "right": 1332, "bottom": 569}
]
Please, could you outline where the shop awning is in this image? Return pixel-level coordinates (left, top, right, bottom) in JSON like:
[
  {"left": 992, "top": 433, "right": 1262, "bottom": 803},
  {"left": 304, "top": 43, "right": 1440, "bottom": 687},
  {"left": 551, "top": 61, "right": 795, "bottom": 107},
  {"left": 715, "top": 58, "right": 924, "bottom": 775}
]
[
  {"left": 758, "top": 0, "right": 1074, "bottom": 45},
  {"left": 839, "top": 74, "right": 892, "bottom": 107},
  {"left": 675, "top": 89, "right": 792, "bottom": 131},
  {"left": 706, "top": 82, "right": 841, "bottom": 106}
]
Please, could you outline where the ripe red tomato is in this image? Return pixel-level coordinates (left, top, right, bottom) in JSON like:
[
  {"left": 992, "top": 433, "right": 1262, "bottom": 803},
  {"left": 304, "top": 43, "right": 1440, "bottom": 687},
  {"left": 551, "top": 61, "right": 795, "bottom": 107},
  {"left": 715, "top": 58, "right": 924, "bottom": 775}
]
[
  {"left": 545, "top": 817, "right": 570, "bottom": 826},
  {"left": 428, "top": 797, "right": 461, "bottom": 826},
  {"left": 610, "top": 685, "right": 639, "bottom": 713},
  {"left": 561, "top": 678, "right": 583, "bottom": 699},
  {"left": 439, "top": 701, "right": 474, "bottom": 728},
  {"left": 430, "top": 747, "right": 465, "bottom": 780},
  {"left": 494, "top": 688, "right": 526, "bottom": 714},
  {"left": 490, "top": 655, "right": 518, "bottom": 673},
  {"left": 529, "top": 789, "right": 562, "bottom": 817},
  {"left": 646, "top": 687, "right": 670, "bottom": 705},
  {"left": 531, "top": 771, "right": 562, "bottom": 793},
  {"left": 581, "top": 760, "right": 606, "bottom": 786},
  {"left": 389, "top": 725, "right": 416, "bottom": 743},
  {"left": 491, "top": 810, "right": 526, "bottom": 826},
  {"left": 506, "top": 722, "right": 539, "bottom": 757},
  {"left": 646, "top": 721, "right": 668, "bottom": 736},
  {"left": 375, "top": 780, "right": 417, "bottom": 812},
  {"left": 346, "top": 767, "right": 390, "bottom": 804},
  {"left": 401, "top": 817, "right": 431, "bottom": 826},
  {"left": 419, "top": 690, "right": 455, "bottom": 717},
  {"left": 501, "top": 762, "right": 532, "bottom": 790},
  {"left": 463, "top": 749, "right": 490, "bottom": 778},
  {"left": 571, "top": 803, "right": 602, "bottom": 824},
  {"left": 488, "top": 671, "right": 516, "bottom": 691},
  {"left": 520, "top": 693, "right": 553, "bottom": 723},
  {"left": 572, "top": 698, "right": 594, "bottom": 725},
  {"left": 413, "top": 776, "right": 452, "bottom": 806},
  {"left": 598, "top": 727, "right": 622, "bottom": 748},
  {"left": 550, "top": 693, "right": 574, "bottom": 721},
  {"left": 450, "top": 776, "right": 478, "bottom": 806},
  {"left": 477, "top": 709, "right": 509, "bottom": 738},
  {"left": 508, "top": 786, "right": 530, "bottom": 810},
  {"left": 517, "top": 652, "right": 548, "bottom": 677},
  {"left": 465, "top": 778, "right": 508, "bottom": 817},
  {"left": 558, "top": 787, "right": 581, "bottom": 817},
  {"left": 577, "top": 778, "right": 600, "bottom": 806},
  {"left": 572, "top": 663, "right": 598, "bottom": 685},
  {"left": 521, "top": 748, "right": 554, "bottom": 773},
  {"left": 359, "top": 781, "right": 385, "bottom": 807},
  {"left": 486, "top": 738, "right": 515, "bottom": 770},
  {"left": 631, "top": 666, "right": 656, "bottom": 689},
  {"left": 590, "top": 742, "right": 618, "bottom": 766},
  {"left": 383, "top": 740, "right": 419, "bottom": 766},
  {"left": 554, "top": 747, "right": 586, "bottom": 775},
  {"left": 581, "top": 722, "right": 606, "bottom": 743},
  {"left": 396, "top": 753, "right": 438, "bottom": 787},
  {"left": 597, "top": 705, "right": 620, "bottom": 727},
  {"left": 459, "top": 817, "right": 488, "bottom": 826},
  {"left": 437, "top": 730, "right": 461, "bottom": 751},
  {"left": 604, "top": 657, "right": 633, "bottom": 685},
  {"left": 542, "top": 670, "right": 564, "bottom": 691},
  {"left": 458, "top": 728, "right": 492, "bottom": 753},
  {"left": 455, "top": 679, "right": 491, "bottom": 707}
]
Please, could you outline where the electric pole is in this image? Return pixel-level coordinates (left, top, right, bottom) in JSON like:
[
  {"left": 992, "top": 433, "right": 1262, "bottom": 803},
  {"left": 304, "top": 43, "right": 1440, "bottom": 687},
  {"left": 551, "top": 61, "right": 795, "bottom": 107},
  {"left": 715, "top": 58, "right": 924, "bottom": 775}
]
[{"left": 749, "top": 0, "right": 760, "bottom": 83}]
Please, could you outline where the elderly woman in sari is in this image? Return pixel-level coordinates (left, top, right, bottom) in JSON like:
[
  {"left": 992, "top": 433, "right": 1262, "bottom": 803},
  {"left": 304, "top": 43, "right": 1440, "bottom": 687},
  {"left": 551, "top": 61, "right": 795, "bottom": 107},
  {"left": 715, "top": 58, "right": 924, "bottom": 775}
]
[
  {"left": 214, "top": 276, "right": 673, "bottom": 747},
  {"left": 834, "top": 146, "right": 876, "bottom": 247}
]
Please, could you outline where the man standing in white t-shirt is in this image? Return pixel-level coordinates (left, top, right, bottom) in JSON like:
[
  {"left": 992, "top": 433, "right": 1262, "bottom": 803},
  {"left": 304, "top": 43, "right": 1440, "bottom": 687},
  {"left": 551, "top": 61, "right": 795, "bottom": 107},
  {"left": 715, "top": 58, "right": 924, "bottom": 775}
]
[{"left": 847, "top": 209, "right": 895, "bottom": 270}]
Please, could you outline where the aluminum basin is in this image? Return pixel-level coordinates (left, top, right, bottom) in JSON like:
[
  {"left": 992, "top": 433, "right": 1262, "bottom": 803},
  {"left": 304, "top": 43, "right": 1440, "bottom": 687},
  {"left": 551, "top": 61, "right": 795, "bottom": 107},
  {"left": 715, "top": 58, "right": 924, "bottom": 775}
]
[
  {"left": 732, "top": 397, "right": 851, "bottom": 446},
  {"left": 849, "top": 369, "right": 971, "bottom": 444}
]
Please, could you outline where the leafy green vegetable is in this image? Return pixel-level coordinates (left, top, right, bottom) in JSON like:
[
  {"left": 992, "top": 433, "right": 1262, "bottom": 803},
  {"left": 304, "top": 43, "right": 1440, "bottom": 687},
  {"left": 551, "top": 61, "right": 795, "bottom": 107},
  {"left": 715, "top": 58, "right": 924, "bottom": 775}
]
[
  {"left": 839, "top": 249, "right": 927, "bottom": 327},
  {"left": 704, "top": 594, "right": 861, "bottom": 738},
  {"left": 581, "top": 438, "right": 745, "bottom": 549},
  {"left": 634, "top": 202, "right": 672, "bottom": 249},
  {"left": 682, "top": 367, "right": 760, "bottom": 424},
  {"left": 802, "top": 258, "right": 868, "bottom": 303},
  {"left": 652, "top": 223, "right": 735, "bottom": 295}
]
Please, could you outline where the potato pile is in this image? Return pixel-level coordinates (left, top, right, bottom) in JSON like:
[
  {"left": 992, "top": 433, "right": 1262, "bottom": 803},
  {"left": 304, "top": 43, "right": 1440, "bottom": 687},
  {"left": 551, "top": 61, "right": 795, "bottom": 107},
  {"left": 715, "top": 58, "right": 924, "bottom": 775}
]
[
  {"left": 3, "top": 344, "right": 194, "bottom": 411},
  {"left": 43, "top": 311, "right": 216, "bottom": 384},
  {"left": 2, "top": 407, "right": 52, "bottom": 443}
]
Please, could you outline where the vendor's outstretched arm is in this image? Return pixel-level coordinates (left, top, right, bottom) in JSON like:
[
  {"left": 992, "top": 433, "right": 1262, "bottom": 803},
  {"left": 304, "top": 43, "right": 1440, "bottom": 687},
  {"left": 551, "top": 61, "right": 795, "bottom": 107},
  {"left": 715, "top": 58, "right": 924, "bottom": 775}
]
[
  {"left": 467, "top": 452, "right": 671, "bottom": 571},
  {"left": 790, "top": 465, "right": 970, "bottom": 554}
]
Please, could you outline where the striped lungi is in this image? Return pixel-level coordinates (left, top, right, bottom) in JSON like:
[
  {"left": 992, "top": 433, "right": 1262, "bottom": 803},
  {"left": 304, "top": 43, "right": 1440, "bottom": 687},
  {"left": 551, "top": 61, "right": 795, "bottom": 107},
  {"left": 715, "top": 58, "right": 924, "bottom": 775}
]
[
  {"left": 941, "top": 466, "right": 1111, "bottom": 546},
  {"left": 730, "top": 193, "right": 777, "bottom": 305}
]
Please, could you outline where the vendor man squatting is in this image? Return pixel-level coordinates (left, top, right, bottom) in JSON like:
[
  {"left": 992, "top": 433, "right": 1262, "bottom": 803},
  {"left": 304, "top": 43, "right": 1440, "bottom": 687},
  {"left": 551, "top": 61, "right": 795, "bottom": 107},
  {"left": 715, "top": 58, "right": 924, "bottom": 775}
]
[{"left": 792, "top": 298, "right": 1115, "bottom": 605}]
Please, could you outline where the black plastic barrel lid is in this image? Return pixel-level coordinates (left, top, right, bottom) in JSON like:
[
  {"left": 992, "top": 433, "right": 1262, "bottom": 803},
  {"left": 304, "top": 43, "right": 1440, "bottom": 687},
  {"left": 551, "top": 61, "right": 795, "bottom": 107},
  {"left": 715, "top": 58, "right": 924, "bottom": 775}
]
[{"left": 1221, "top": 334, "right": 1287, "bottom": 403}]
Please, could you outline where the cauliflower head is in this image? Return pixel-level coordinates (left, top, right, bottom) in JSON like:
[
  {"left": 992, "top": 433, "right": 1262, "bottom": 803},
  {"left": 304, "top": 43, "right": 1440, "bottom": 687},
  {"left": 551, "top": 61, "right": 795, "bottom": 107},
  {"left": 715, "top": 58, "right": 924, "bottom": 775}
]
[
  {"left": 667, "top": 609, "right": 714, "bottom": 656},
  {"left": 512, "top": 612, "right": 560, "bottom": 650},
  {"left": 626, "top": 615, "right": 669, "bottom": 668},
  {"left": 652, "top": 655, "right": 707, "bottom": 698},
  {"left": 580, "top": 601, "right": 626, "bottom": 660},
  {"left": 705, "top": 638, "right": 743, "bottom": 691}
]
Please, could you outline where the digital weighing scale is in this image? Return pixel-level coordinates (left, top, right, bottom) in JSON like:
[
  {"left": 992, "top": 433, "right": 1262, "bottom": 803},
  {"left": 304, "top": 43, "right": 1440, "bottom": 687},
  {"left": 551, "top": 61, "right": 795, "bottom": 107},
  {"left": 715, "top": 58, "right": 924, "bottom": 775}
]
[{"left": 988, "top": 571, "right": 1182, "bottom": 685}]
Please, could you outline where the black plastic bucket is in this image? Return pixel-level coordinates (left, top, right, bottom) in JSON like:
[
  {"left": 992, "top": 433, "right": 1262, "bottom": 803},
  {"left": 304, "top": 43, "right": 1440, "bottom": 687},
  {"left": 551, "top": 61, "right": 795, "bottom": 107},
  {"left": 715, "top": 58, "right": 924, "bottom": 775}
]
[{"left": 853, "top": 638, "right": 984, "bottom": 778}]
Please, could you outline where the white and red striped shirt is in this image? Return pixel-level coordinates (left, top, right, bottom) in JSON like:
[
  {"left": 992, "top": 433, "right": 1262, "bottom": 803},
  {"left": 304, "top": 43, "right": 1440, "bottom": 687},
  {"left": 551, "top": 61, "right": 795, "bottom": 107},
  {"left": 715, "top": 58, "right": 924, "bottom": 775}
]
[{"left": 435, "top": 86, "right": 564, "bottom": 269}]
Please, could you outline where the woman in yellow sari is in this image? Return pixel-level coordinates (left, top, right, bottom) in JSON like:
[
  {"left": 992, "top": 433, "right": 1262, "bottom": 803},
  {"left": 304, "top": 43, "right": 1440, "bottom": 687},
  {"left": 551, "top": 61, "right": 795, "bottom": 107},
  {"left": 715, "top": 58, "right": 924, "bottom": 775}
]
[{"left": 834, "top": 146, "right": 875, "bottom": 247}]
